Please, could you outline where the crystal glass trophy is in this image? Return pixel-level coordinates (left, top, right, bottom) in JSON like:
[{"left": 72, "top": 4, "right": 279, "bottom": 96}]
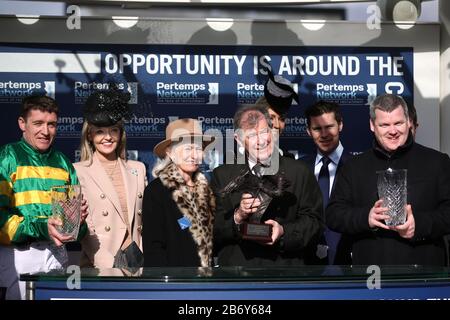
[
  {"left": 51, "top": 185, "right": 82, "bottom": 241},
  {"left": 376, "top": 169, "right": 407, "bottom": 227}
]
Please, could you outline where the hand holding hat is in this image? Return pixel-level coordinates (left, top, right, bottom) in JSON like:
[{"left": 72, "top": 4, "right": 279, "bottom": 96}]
[{"left": 264, "top": 70, "right": 299, "bottom": 116}]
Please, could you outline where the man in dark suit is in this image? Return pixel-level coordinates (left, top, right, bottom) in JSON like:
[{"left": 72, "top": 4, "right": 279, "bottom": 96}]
[
  {"left": 302, "top": 100, "right": 352, "bottom": 265},
  {"left": 211, "top": 104, "right": 323, "bottom": 266}
]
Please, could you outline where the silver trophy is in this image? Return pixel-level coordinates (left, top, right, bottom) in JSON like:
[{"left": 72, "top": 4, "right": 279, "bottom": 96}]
[
  {"left": 241, "top": 190, "right": 273, "bottom": 242},
  {"left": 240, "top": 165, "right": 273, "bottom": 242},
  {"left": 376, "top": 168, "right": 407, "bottom": 227},
  {"left": 51, "top": 185, "right": 82, "bottom": 240}
]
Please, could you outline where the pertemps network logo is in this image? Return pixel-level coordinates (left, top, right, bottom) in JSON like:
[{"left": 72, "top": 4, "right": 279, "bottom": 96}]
[
  {"left": 73, "top": 81, "right": 138, "bottom": 104},
  {"left": 316, "top": 82, "right": 372, "bottom": 105},
  {"left": 236, "top": 82, "right": 299, "bottom": 105},
  {"left": 156, "top": 82, "right": 219, "bottom": 105},
  {"left": 0, "top": 80, "right": 55, "bottom": 103},
  {"left": 236, "top": 82, "right": 264, "bottom": 104}
]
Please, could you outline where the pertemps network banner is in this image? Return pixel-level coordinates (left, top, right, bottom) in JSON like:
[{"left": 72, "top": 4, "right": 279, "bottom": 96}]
[{"left": 0, "top": 43, "right": 413, "bottom": 173}]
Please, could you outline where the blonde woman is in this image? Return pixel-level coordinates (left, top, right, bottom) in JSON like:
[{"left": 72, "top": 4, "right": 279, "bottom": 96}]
[{"left": 74, "top": 86, "right": 147, "bottom": 268}]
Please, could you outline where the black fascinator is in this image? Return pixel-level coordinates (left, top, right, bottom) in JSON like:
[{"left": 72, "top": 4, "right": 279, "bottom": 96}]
[{"left": 83, "top": 84, "right": 132, "bottom": 126}]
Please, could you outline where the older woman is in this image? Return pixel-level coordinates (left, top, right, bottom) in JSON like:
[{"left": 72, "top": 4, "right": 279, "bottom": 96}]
[
  {"left": 142, "top": 118, "right": 215, "bottom": 267},
  {"left": 74, "top": 86, "right": 147, "bottom": 268}
]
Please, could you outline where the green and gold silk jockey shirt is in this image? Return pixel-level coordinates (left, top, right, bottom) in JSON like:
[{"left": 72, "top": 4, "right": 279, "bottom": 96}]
[{"left": 0, "top": 138, "right": 86, "bottom": 245}]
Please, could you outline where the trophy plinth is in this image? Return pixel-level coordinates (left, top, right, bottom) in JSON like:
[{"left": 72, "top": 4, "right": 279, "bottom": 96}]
[{"left": 240, "top": 222, "right": 272, "bottom": 242}]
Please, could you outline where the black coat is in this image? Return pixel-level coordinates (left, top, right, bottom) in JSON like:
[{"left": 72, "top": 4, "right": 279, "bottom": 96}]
[
  {"left": 279, "top": 147, "right": 295, "bottom": 159},
  {"left": 301, "top": 150, "right": 353, "bottom": 265},
  {"left": 210, "top": 156, "right": 324, "bottom": 266},
  {"left": 142, "top": 178, "right": 201, "bottom": 267},
  {"left": 326, "top": 136, "right": 450, "bottom": 265},
  {"left": 142, "top": 164, "right": 214, "bottom": 267}
]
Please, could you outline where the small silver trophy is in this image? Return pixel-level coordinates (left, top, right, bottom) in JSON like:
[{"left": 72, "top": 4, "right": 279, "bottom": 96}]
[
  {"left": 376, "top": 168, "right": 407, "bottom": 227},
  {"left": 51, "top": 185, "right": 82, "bottom": 241}
]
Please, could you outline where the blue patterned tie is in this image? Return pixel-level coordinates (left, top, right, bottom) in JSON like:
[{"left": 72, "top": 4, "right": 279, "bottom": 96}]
[
  {"left": 318, "top": 156, "right": 331, "bottom": 208},
  {"left": 318, "top": 156, "right": 341, "bottom": 264}
]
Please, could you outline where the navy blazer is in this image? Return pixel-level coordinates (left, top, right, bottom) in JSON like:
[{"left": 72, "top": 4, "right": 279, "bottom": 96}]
[
  {"left": 301, "top": 151, "right": 351, "bottom": 193},
  {"left": 301, "top": 149, "right": 352, "bottom": 265}
]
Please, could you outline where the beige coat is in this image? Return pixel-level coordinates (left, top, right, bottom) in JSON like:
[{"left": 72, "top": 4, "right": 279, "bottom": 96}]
[{"left": 74, "top": 156, "right": 147, "bottom": 268}]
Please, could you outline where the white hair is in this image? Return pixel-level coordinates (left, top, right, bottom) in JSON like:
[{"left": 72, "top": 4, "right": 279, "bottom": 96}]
[{"left": 151, "top": 156, "right": 172, "bottom": 178}]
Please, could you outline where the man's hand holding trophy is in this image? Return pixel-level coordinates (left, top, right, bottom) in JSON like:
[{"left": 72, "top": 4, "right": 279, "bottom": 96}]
[{"left": 222, "top": 163, "right": 290, "bottom": 243}]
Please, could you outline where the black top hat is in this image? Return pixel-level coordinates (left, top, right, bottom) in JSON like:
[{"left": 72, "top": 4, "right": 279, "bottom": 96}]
[
  {"left": 83, "top": 84, "right": 131, "bottom": 127},
  {"left": 264, "top": 70, "right": 299, "bottom": 116}
]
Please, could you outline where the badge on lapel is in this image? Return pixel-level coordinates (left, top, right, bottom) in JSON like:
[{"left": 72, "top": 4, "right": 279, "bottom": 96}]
[
  {"left": 130, "top": 168, "right": 138, "bottom": 176},
  {"left": 177, "top": 216, "right": 192, "bottom": 230}
]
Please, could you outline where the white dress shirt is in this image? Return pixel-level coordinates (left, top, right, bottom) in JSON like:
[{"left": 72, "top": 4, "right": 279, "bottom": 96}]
[{"left": 313, "top": 142, "right": 343, "bottom": 196}]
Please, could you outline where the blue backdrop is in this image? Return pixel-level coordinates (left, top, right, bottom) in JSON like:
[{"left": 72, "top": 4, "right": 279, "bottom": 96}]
[{"left": 0, "top": 43, "right": 413, "bottom": 179}]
